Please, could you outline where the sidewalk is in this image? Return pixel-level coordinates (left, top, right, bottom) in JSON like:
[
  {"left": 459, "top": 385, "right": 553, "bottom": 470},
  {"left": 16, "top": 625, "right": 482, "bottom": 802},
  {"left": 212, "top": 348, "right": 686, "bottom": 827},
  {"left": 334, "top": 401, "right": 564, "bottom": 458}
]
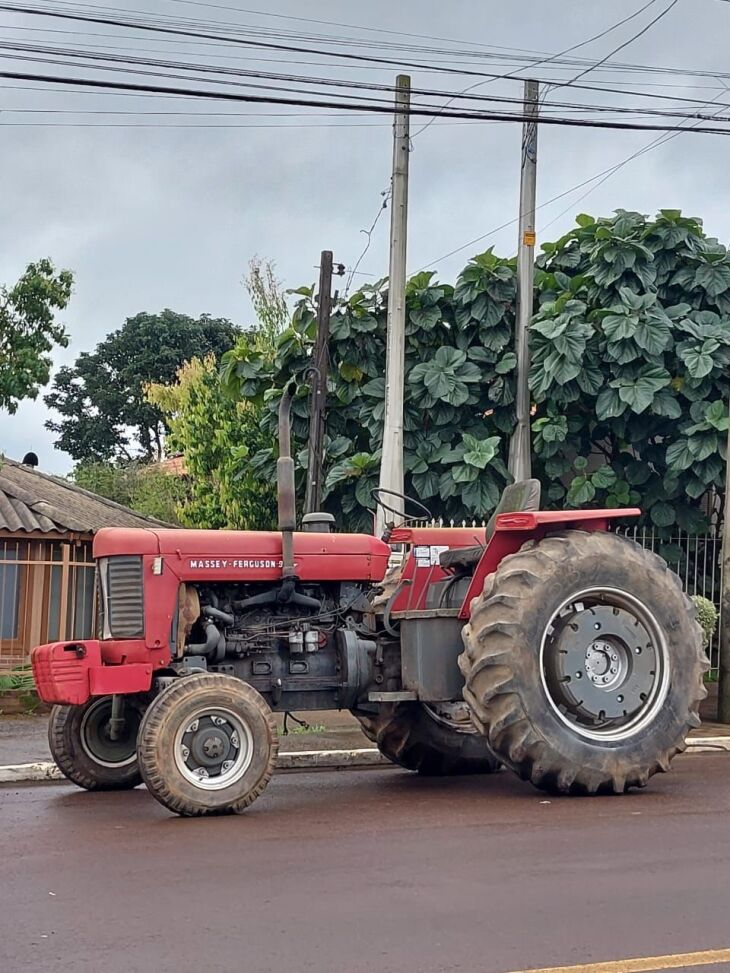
[
  {"left": 0, "top": 710, "right": 371, "bottom": 767},
  {"left": 1, "top": 709, "right": 727, "bottom": 768}
]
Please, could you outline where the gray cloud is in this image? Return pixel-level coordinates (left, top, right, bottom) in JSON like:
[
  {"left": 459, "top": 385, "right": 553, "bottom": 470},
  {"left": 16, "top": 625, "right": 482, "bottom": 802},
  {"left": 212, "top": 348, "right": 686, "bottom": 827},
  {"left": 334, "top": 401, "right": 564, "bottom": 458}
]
[{"left": 1, "top": 0, "right": 727, "bottom": 473}]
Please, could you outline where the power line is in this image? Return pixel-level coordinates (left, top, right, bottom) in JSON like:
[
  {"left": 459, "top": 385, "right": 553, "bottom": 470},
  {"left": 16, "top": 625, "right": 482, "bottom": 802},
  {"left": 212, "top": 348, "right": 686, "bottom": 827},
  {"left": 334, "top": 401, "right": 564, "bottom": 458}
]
[
  {"left": 554, "top": 0, "right": 681, "bottom": 88},
  {"left": 3, "top": 5, "right": 730, "bottom": 111},
  {"left": 5, "top": 37, "right": 730, "bottom": 125},
  {"left": 411, "top": 0, "right": 666, "bottom": 137},
  {"left": 0, "top": 1, "right": 718, "bottom": 93},
  {"left": 416, "top": 83, "right": 730, "bottom": 273},
  {"left": 345, "top": 186, "right": 391, "bottom": 296},
  {"left": 6, "top": 68, "right": 730, "bottom": 133}
]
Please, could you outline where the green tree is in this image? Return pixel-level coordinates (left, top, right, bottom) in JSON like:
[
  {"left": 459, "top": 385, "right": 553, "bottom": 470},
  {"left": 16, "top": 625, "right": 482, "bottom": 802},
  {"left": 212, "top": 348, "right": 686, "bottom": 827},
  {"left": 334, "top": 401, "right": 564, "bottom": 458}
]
[
  {"left": 73, "top": 460, "right": 187, "bottom": 525},
  {"left": 44, "top": 310, "right": 241, "bottom": 462},
  {"left": 222, "top": 251, "right": 517, "bottom": 531},
  {"left": 146, "top": 356, "right": 277, "bottom": 529},
  {"left": 531, "top": 209, "right": 730, "bottom": 533},
  {"left": 0, "top": 259, "right": 73, "bottom": 414},
  {"left": 244, "top": 256, "right": 289, "bottom": 350},
  {"left": 222, "top": 211, "right": 728, "bottom": 534}
]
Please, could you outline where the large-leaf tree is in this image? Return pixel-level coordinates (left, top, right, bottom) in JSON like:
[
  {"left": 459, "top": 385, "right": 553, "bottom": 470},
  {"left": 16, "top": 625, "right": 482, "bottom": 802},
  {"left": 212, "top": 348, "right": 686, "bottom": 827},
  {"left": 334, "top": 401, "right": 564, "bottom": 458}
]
[
  {"left": 223, "top": 209, "right": 728, "bottom": 535},
  {"left": 531, "top": 209, "right": 730, "bottom": 533},
  {"left": 222, "top": 251, "right": 518, "bottom": 531}
]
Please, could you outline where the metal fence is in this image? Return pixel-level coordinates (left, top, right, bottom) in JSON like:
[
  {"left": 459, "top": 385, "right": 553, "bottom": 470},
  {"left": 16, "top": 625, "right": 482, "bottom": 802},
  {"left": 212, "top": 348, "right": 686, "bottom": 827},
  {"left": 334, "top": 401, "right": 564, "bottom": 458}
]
[
  {"left": 617, "top": 527, "right": 724, "bottom": 676},
  {"left": 0, "top": 538, "right": 96, "bottom": 670},
  {"left": 404, "top": 518, "right": 725, "bottom": 676}
]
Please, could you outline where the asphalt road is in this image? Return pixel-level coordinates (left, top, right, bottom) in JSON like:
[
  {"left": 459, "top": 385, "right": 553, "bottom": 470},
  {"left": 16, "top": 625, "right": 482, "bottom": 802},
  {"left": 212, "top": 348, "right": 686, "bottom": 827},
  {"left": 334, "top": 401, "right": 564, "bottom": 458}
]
[{"left": 2, "top": 755, "right": 729, "bottom": 973}]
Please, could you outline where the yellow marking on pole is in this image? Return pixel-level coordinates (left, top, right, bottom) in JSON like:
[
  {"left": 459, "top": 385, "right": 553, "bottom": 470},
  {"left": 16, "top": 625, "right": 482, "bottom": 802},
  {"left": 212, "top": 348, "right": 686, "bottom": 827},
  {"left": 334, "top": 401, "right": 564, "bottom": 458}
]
[{"left": 502, "top": 946, "right": 730, "bottom": 973}]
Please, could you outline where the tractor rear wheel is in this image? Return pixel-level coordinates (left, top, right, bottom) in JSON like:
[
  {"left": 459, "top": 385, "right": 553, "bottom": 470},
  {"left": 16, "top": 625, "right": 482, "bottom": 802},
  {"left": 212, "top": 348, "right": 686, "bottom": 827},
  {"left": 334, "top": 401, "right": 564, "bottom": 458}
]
[
  {"left": 137, "top": 674, "right": 278, "bottom": 816},
  {"left": 459, "top": 530, "right": 708, "bottom": 795},
  {"left": 352, "top": 702, "right": 500, "bottom": 776},
  {"left": 49, "top": 696, "right": 146, "bottom": 791}
]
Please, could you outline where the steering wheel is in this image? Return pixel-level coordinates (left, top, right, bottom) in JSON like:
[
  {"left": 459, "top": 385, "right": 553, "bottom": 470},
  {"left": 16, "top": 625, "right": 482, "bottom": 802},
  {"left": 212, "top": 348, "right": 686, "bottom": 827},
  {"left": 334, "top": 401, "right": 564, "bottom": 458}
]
[{"left": 370, "top": 488, "right": 433, "bottom": 523}]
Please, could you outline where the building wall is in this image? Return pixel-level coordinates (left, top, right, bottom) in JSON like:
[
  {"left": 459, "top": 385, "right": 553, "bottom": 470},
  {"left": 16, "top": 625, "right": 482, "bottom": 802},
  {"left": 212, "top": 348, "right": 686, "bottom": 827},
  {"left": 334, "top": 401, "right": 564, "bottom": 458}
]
[{"left": 0, "top": 534, "right": 96, "bottom": 670}]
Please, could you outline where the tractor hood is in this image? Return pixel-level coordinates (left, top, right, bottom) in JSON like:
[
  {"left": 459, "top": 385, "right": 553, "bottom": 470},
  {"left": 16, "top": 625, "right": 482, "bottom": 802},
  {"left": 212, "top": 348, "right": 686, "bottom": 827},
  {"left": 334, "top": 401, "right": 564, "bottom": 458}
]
[{"left": 93, "top": 528, "right": 392, "bottom": 583}]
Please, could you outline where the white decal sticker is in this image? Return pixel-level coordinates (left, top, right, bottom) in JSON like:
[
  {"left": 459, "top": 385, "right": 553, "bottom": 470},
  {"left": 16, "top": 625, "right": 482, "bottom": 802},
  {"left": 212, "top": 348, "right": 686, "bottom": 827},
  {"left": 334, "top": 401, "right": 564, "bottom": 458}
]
[
  {"left": 413, "top": 545, "right": 450, "bottom": 568},
  {"left": 189, "top": 558, "right": 283, "bottom": 569}
]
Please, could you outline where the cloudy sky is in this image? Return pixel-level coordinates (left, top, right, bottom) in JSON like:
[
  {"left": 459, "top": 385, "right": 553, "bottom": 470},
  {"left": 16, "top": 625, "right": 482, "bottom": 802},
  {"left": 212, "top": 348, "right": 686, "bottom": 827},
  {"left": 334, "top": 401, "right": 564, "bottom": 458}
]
[{"left": 1, "top": 0, "right": 728, "bottom": 473}]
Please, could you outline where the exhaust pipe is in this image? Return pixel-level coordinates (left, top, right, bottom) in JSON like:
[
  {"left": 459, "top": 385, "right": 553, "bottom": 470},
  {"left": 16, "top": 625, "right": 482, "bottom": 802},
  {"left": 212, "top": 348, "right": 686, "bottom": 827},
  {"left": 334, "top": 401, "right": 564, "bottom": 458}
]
[{"left": 277, "top": 383, "right": 297, "bottom": 582}]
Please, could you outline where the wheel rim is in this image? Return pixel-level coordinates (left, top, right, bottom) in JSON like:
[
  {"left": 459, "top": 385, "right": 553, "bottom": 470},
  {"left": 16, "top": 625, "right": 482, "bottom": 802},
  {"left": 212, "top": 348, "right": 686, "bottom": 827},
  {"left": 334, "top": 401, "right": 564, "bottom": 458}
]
[
  {"left": 173, "top": 706, "right": 254, "bottom": 791},
  {"left": 539, "top": 587, "right": 671, "bottom": 742},
  {"left": 79, "top": 698, "right": 140, "bottom": 768},
  {"left": 424, "top": 702, "right": 477, "bottom": 735}
]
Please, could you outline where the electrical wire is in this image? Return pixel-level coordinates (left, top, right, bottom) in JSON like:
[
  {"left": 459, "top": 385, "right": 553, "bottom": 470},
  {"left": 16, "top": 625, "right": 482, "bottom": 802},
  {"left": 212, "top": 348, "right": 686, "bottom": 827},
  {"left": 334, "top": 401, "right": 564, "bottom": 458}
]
[
  {"left": 553, "top": 0, "right": 681, "bottom": 89},
  {"left": 3, "top": 40, "right": 730, "bottom": 125},
  {"left": 5, "top": 68, "right": 730, "bottom": 133},
  {"left": 0, "top": 1, "right": 716, "bottom": 92},
  {"left": 411, "top": 0, "right": 665, "bottom": 138},
  {"left": 414, "top": 83, "right": 730, "bottom": 274},
  {"left": 345, "top": 187, "right": 391, "bottom": 296}
]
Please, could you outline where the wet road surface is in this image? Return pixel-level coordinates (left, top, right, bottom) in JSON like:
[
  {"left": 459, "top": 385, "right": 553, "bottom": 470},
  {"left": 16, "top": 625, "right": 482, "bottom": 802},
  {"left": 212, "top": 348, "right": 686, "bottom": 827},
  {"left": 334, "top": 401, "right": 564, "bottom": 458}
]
[{"left": 1, "top": 754, "right": 729, "bottom": 973}]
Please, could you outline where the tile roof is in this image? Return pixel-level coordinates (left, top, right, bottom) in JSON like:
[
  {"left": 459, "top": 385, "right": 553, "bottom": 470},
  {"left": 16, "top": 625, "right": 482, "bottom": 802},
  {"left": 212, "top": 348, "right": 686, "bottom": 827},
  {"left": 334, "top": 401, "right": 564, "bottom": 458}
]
[{"left": 0, "top": 457, "right": 174, "bottom": 534}]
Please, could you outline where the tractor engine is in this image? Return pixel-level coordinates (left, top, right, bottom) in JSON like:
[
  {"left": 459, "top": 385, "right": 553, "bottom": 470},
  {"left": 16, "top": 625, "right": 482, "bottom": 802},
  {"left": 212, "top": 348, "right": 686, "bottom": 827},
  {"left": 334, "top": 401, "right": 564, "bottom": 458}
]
[{"left": 175, "top": 578, "right": 397, "bottom": 713}]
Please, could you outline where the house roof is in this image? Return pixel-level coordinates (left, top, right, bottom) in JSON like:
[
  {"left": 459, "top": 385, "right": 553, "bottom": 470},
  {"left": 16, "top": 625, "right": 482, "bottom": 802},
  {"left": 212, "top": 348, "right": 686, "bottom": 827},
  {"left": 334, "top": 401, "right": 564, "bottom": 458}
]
[
  {"left": 156, "top": 453, "right": 187, "bottom": 476},
  {"left": 0, "top": 457, "right": 174, "bottom": 535}
]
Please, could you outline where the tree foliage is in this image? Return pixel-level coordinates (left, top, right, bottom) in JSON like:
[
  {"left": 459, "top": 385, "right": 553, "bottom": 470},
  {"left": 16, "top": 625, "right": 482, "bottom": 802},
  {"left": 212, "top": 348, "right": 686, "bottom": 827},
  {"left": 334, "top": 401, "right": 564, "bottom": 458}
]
[
  {"left": 45, "top": 310, "right": 241, "bottom": 462},
  {"left": 245, "top": 256, "right": 290, "bottom": 350},
  {"left": 222, "top": 210, "right": 728, "bottom": 534},
  {"left": 0, "top": 259, "right": 73, "bottom": 414},
  {"left": 532, "top": 209, "right": 730, "bottom": 532},
  {"left": 222, "top": 250, "right": 518, "bottom": 531},
  {"left": 143, "top": 259, "right": 288, "bottom": 530},
  {"left": 73, "top": 460, "right": 187, "bottom": 524},
  {"left": 147, "top": 356, "right": 277, "bottom": 529}
]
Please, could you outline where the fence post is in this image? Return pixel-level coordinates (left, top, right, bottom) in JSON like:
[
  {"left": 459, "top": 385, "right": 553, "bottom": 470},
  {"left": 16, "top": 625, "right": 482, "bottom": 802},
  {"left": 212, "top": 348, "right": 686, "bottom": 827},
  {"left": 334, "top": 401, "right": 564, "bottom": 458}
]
[{"left": 717, "top": 408, "right": 730, "bottom": 723}]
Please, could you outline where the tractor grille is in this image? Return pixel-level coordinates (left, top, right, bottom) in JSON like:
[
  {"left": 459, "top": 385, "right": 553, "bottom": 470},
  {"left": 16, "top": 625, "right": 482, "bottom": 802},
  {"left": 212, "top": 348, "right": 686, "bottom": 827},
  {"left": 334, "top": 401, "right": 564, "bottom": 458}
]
[{"left": 104, "top": 556, "right": 145, "bottom": 639}]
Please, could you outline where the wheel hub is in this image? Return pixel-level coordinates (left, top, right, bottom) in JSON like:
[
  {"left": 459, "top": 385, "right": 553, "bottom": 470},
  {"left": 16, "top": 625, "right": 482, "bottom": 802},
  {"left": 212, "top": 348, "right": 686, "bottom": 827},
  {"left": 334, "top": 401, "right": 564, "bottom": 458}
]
[
  {"left": 541, "top": 590, "right": 669, "bottom": 741},
  {"left": 174, "top": 709, "right": 252, "bottom": 790},
  {"left": 584, "top": 638, "right": 627, "bottom": 689},
  {"left": 80, "top": 698, "right": 140, "bottom": 768}
]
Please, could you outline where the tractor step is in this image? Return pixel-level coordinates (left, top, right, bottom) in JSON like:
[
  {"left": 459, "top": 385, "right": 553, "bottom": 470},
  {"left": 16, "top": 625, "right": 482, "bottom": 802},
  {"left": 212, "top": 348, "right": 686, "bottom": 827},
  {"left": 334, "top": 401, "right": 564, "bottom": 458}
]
[{"left": 368, "top": 691, "right": 418, "bottom": 702}]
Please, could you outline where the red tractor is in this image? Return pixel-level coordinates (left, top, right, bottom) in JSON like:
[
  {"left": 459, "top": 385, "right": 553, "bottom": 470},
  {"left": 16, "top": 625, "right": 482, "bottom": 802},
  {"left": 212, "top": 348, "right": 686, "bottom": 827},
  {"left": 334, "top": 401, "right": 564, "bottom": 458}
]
[{"left": 31, "top": 389, "right": 707, "bottom": 816}]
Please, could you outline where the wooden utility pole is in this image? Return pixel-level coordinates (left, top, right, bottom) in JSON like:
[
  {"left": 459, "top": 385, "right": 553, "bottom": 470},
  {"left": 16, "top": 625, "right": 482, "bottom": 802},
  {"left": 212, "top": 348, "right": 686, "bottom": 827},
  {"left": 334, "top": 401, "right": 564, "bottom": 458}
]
[
  {"left": 376, "top": 74, "right": 411, "bottom": 537},
  {"left": 718, "top": 402, "right": 730, "bottom": 722},
  {"left": 304, "top": 250, "right": 333, "bottom": 514},
  {"left": 508, "top": 79, "right": 539, "bottom": 483}
]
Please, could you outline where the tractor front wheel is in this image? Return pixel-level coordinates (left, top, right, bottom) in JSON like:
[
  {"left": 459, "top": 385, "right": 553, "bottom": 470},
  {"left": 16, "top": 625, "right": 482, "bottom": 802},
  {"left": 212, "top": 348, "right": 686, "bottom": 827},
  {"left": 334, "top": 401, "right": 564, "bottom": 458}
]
[
  {"left": 459, "top": 530, "right": 708, "bottom": 795},
  {"left": 137, "top": 674, "right": 278, "bottom": 816},
  {"left": 352, "top": 701, "right": 500, "bottom": 776},
  {"left": 49, "top": 696, "right": 146, "bottom": 791}
]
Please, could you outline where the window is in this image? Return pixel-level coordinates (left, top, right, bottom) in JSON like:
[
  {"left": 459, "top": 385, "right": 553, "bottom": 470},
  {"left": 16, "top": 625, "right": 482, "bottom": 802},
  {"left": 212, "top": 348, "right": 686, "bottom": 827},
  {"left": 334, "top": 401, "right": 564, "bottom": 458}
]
[{"left": 0, "top": 542, "right": 27, "bottom": 643}]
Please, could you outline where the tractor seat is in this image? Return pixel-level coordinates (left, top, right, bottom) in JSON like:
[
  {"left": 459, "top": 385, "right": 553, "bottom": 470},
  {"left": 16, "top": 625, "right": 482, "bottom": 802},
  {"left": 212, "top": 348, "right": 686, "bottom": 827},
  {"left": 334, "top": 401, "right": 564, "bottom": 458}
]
[{"left": 438, "top": 479, "right": 542, "bottom": 573}]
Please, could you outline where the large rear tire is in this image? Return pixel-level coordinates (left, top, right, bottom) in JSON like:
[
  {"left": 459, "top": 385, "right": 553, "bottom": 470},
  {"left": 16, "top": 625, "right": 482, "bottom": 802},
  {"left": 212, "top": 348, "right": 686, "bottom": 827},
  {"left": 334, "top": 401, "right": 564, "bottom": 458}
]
[
  {"left": 49, "top": 696, "right": 146, "bottom": 791},
  {"left": 137, "top": 674, "right": 278, "bottom": 816},
  {"left": 352, "top": 702, "right": 500, "bottom": 776},
  {"left": 459, "top": 530, "right": 708, "bottom": 795}
]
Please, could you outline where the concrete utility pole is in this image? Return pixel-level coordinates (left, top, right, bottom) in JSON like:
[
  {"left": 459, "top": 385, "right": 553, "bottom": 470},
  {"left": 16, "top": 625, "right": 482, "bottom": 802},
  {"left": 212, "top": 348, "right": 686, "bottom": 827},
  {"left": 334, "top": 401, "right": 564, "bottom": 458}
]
[
  {"left": 304, "top": 250, "right": 333, "bottom": 515},
  {"left": 508, "top": 79, "right": 539, "bottom": 483},
  {"left": 376, "top": 74, "right": 410, "bottom": 537},
  {"left": 717, "top": 402, "right": 730, "bottom": 722}
]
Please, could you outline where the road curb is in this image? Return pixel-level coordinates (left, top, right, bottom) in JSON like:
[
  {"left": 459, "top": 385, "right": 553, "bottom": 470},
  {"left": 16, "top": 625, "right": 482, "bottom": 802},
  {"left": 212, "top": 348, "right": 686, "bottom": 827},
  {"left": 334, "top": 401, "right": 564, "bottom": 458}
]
[
  {"left": 1, "top": 738, "right": 728, "bottom": 785},
  {"left": 0, "top": 748, "right": 393, "bottom": 785}
]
